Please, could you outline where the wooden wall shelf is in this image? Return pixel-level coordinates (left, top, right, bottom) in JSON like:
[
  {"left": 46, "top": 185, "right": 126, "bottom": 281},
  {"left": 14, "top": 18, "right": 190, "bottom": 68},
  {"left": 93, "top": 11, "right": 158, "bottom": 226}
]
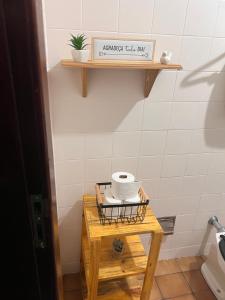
[{"left": 61, "top": 59, "right": 182, "bottom": 97}]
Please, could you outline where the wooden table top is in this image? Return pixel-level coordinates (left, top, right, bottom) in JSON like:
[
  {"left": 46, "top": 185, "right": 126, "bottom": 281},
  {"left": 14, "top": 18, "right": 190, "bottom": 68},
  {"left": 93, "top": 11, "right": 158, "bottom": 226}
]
[{"left": 83, "top": 195, "right": 163, "bottom": 240}]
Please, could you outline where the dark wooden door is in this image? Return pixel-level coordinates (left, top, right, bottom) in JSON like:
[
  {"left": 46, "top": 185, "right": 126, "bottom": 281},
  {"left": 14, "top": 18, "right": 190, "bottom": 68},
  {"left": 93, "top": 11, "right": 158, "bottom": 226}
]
[{"left": 0, "top": 0, "right": 63, "bottom": 299}]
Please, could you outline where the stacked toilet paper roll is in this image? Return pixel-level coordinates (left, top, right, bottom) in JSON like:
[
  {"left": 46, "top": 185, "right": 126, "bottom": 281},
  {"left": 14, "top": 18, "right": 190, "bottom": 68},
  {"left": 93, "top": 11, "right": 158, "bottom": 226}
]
[
  {"left": 104, "top": 172, "right": 141, "bottom": 216},
  {"left": 111, "top": 172, "right": 141, "bottom": 201},
  {"left": 103, "top": 188, "right": 122, "bottom": 217}
]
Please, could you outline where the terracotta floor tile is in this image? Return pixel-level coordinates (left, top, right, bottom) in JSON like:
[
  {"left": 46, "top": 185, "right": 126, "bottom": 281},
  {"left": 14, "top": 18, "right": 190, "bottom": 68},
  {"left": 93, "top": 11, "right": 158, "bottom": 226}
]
[
  {"left": 183, "top": 270, "right": 209, "bottom": 292},
  {"left": 155, "top": 259, "right": 181, "bottom": 276},
  {"left": 63, "top": 273, "right": 81, "bottom": 291},
  {"left": 167, "top": 294, "right": 196, "bottom": 300},
  {"left": 64, "top": 289, "right": 83, "bottom": 300},
  {"left": 150, "top": 280, "right": 163, "bottom": 300},
  {"left": 177, "top": 256, "right": 204, "bottom": 272},
  {"left": 156, "top": 273, "right": 191, "bottom": 299},
  {"left": 194, "top": 289, "right": 217, "bottom": 300}
]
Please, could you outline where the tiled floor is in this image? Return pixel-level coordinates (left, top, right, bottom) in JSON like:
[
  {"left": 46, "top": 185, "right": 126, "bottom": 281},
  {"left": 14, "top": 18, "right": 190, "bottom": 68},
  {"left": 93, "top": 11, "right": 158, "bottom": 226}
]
[{"left": 63, "top": 256, "right": 216, "bottom": 300}]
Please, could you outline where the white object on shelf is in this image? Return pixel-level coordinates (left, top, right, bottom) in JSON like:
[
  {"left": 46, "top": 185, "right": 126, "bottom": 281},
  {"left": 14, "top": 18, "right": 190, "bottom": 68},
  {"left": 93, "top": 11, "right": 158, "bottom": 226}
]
[
  {"left": 124, "top": 194, "right": 141, "bottom": 216},
  {"left": 71, "top": 49, "right": 89, "bottom": 62},
  {"left": 104, "top": 188, "right": 122, "bottom": 217},
  {"left": 111, "top": 171, "right": 141, "bottom": 200},
  {"left": 160, "top": 51, "right": 172, "bottom": 64}
]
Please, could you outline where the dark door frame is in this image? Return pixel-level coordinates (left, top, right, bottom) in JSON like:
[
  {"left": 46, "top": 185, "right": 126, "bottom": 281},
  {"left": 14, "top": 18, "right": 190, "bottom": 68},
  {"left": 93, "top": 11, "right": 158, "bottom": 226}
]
[{"left": 0, "top": 0, "right": 63, "bottom": 299}]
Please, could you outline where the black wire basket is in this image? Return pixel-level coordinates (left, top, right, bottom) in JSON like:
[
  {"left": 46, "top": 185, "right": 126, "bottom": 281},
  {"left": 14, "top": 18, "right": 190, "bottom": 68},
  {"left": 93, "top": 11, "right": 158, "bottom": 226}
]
[{"left": 96, "top": 182, "right": 149, "bottom": 225}]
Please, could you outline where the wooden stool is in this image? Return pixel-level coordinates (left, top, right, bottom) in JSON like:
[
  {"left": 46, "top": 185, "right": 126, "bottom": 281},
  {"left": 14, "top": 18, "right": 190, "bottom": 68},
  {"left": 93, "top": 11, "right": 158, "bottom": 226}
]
[{"left": 81, "top": 195, "right": 163, "bottom": 300}]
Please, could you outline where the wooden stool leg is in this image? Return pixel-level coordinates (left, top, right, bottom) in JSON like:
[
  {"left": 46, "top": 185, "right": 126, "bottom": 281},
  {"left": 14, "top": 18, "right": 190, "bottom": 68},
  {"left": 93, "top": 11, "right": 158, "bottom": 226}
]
[
  {"left": 88, "top": 238, "right": 101, "bottom": 300},
  {"left": 141, "top": 231, "right": 163, "bottom": 300}
]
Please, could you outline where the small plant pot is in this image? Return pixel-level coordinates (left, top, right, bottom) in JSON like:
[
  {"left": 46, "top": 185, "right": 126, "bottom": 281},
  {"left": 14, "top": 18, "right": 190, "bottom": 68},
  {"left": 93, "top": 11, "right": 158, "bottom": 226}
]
[{"left": 71, "top": 49, "right": 89, "bottom": 62}]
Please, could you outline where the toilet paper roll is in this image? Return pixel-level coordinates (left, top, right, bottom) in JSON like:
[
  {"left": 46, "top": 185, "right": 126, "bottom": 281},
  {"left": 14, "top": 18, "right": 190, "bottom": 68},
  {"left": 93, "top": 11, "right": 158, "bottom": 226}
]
[
  {"left": 111, "top": 171, "right": 141, "bottom": 200},
  {"left": 104, "top": 188, "right": 122, "bottom": 217},
  {"left": 124, "top": 194, "right": 141, "bottom": 216}
]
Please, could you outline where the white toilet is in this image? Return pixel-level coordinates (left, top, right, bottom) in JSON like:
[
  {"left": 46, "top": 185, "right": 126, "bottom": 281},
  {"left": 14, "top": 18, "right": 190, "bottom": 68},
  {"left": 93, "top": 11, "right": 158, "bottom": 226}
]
[{"left": 201, "top": 217, "right": 225, "bottom": 300}]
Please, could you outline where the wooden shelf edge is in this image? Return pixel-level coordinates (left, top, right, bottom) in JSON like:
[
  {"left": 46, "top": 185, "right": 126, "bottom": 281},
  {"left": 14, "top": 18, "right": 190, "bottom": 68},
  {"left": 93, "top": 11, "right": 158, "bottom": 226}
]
[
  {"left": 61, "top": 59, "right": 182, "bottom": 70},
  {"left": 61, "top": 59, "right": 182, "bottom": 98},
  {"left": 82, "top": 234, "right": 148, "bottom": 282},
  {"left": 81, "top": 266, "right": 144, "bottom": 300}
]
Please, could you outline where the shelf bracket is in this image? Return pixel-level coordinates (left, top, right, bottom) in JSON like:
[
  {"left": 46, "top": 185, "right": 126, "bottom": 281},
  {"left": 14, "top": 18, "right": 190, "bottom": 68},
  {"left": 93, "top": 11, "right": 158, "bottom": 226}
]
[
  {"left": 144, "top": 70, "right": 160, "bottom": 98},
  {"left": 81, "top": 68, "right": 88, "bottom": 97}
]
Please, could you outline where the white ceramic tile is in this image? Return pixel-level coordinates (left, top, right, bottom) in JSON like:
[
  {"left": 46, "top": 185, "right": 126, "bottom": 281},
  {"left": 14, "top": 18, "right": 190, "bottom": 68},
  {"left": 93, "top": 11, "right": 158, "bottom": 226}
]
[
  {"left": 113, "top": 132, "right": 140, "bottom": 157},
  {"left": 153, "top": 197, "right": 180, "bottom": 217},
  {"left": 174, "top": 71, "right": 213, "bottom": 101},
  {"left": 204, "top": 129, "right": 225, "bottom": 152},
  {"left": 220, "top": 194, "right": 225, "bottom": 210},
  {"left": 161, "top": 155, "right": 187, "bottom": 178},
  {"left": 205, "top": 102, "right": 225, "bottom": 129},
  {"left": 55, "top": 160, "right": 83, "bottom": 185},
  {"left": 57, "top": 184, "right": 83, "bottom": 207},
  {"left": 175, "top": 245, "right": 201, "bottom": 257},
  {"left": 46, "top": 29, "right": 79, "bottom": 69},
  {"left": 111, "top": 158, "right": 138, "bottom": 175},
  {"left": 165, "top": 130, "right": 192, "bottom": 154},
  {"left": 119, "top": 0, "right": 154, "bottom": 33},
  {"left": 206, "top": 173, "right": 225, "bottom": 193},
  {"left": 217, "top": 203, "right": 225, "bottom": 222},
  {"left": 180, "top": 37, "right": 212, "bottom": 71},
  {"left": 85, "top": 68, "right": 143, "bottom": 100},
  {"left": 149, "top": 71, "right": 177, "bottom": 101},
  {"left": 170, "top": 102, "right": 199, "bottom": 129},
  {"left": 59, "top": 228, "right": 81, "bottom": 264},
  {"left": 86, "top": 158, "right": 111, "bottom": 182},
  {"left": 142, "top": 102, "right": 172, "bottom": 130},
  {"left": 181, "top": 175, "right": 206, "bottom": 196},
  {"left": 176, "top": 195, "right": 200, "bottom": 214},
  {"left": 194, "top": 210, "right": 217, "bottom": 230},
  {"left": 209, "top": 153, "right": 225, "bottom": 174},
  {"left": 160, "top": 235, "right": 174, "bottom": 250},
  {"left": 85, "top": 133, "right": 113, "bottom": 158},
  {"left": 45, "top": 0, "right": 82, "bottom": 29},
  {"left": 53, "top": 134, "right": 84, "bottom": 161},
  {"left": 152, "top": 0, "right": 188, "bottom": 35},
  {"left": 137, "top": 156, "right": 162, "bottom": 179},
  {"left": 140, "top": 131, "right": 166, "bottom": 156},
  {"left": 142, "top": 179, "right": 160, "bottom": 199},
  {"left": 159, "top": 249, "right": 177, "bottom": 260},
  {"left": 185, "top": 154, "right": 211, "bottom": 175},
  {"left": 83, "top": 0, "right": 118, "bottom": 31},
  {"left": 151, "top": 35, "right": 182, "bottom": 63},
  {"left": 189, "top": 130, "right": 213, "bottom": 154},
  {"left": 199, "top": 194, "right": 222, "bottom": 212},
  {"left": 195, "top": 102, "right": 209, "bottom": 129},
  {"left": 58, "top": 204, "right": 82, "bottom": 231},
  {"left": 175, "top": 214, "right": 196, "bottom": 232},
  {"left": 184, "top": 0, "right": 218, "bottom": 36},
  {"left": 207, "top": 38, "right": 225, "bottom": 72},
  {"left": 172, "top": 231, "right": 194, "bottom": 248},
  {"left": 158, "top": 177, "right": 182, "bottom": 198},
  {"left": 52, "top": 75, "right": 143, "bottom": 133},
  {"left": 210, "top": 72, "right": 225, "bottom": 101},
  {"left": 84, "top": 182, "right": 98, "bottom": 194},
  {"left": 190, "top": 230, "right": 207, "bottom": 246},
  {"left": 115, "top": 100, "right": 144, "bottom": 132},
  {"left": 214, "top": 1, "right": 225, "bottom": 37}
]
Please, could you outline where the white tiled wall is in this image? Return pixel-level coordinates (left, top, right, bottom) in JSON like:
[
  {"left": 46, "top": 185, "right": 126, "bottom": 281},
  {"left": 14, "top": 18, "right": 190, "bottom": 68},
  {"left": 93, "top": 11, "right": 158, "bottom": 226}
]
[{"left": 43, "top": 0, "right": 225, "bottom": 273}]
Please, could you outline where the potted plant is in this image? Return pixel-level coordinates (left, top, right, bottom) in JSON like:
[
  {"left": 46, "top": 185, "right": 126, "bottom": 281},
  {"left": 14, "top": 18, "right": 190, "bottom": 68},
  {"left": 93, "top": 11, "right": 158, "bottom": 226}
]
[{"left": 69, "top": 34, "right": 89, "bottom": 62}]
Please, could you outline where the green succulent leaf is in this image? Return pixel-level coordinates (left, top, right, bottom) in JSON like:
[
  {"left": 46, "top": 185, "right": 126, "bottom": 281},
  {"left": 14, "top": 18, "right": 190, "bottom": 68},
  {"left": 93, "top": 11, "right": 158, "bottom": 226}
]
[{"left": 69, "top": 33, "right": 87, "bottom": 50}]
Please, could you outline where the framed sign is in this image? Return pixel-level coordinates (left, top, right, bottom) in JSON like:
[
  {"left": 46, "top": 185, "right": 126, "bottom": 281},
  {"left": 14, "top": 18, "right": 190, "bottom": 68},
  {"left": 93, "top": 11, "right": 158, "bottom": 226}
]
[{"left": 92, "top": 37, "right": 155, "bottom": 61}]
